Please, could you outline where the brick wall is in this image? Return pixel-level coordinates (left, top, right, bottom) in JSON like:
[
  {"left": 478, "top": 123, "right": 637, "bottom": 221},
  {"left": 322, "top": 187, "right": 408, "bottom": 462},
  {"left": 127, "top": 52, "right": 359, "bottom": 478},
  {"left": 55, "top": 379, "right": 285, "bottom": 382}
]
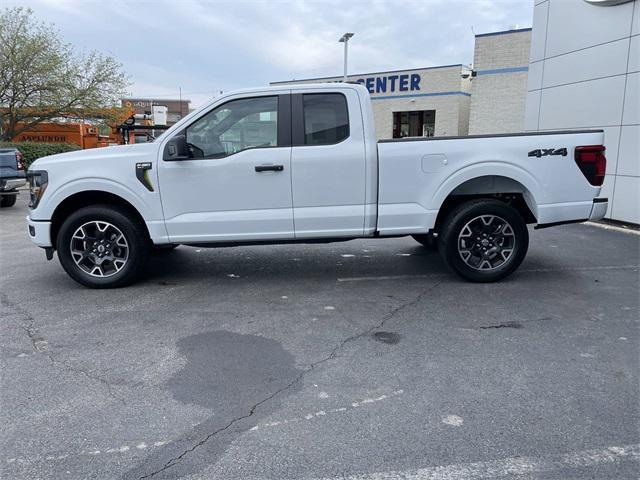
[{"left": 468, "top": 29, "right": 532, "bottom": 135}]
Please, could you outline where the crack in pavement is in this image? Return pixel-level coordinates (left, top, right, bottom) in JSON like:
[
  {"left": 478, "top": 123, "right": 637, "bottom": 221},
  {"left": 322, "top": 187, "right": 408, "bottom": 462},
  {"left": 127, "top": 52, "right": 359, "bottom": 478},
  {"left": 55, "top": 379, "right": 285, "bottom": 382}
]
[
  {"left": 479, "top": 322, "right": 522, "bottom": 330},
  {"left": 0, "top": 292, "right": 127, "bottom": 406},
  {"left": 139, "top": 279, "right": 443, "bottom": 479},
  {"left": 139, "top": 370, "right": 307, "bottom": 479}
]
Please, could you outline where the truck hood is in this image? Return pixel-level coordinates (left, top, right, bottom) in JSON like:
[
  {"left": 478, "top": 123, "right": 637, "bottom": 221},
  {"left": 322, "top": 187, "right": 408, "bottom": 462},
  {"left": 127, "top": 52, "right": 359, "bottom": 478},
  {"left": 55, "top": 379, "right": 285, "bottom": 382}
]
[{"left": 29, "top": 142, "right": 158, "bottom": 170}]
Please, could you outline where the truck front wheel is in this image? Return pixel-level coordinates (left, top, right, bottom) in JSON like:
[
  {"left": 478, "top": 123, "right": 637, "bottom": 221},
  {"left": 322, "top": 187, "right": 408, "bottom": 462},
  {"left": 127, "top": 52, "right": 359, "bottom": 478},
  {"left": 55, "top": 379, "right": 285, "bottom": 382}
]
[
  {"left": 56, "top": 205, "right": 151, "bottom": 288},
  {"left": 438, "top": 199, "right": 528, "bottom": 282}
]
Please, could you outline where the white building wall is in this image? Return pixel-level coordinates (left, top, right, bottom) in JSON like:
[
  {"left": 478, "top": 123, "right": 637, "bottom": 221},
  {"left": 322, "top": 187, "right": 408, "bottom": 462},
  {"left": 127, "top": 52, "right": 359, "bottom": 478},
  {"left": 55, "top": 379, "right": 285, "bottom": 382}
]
[
  {"left": 525, "top": 0, "right": 639, "bottom": 224},
  {"left": 469, "top": 29, "right": 532, "bottom": 134}
]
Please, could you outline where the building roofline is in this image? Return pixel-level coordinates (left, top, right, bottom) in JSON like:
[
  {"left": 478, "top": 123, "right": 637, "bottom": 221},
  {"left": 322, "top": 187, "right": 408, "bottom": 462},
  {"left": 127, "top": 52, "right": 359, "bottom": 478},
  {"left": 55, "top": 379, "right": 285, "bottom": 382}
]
[
  {"left": 122, "top": 98, "right": 192, "bottom": 103},
  {"left": 475, "top": 27, "right": 532, "bottom": 38},
  {"left": 271, "top": 63, "right": 469, "bottom": 85}
]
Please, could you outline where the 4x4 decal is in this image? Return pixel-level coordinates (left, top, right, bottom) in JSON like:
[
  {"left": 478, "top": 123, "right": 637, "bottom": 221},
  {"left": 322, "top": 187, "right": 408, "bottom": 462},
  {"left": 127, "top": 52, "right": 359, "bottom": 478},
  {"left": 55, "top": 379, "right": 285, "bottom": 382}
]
[{"left": 528, "top": 148, "right": 567, "bottom": 158}]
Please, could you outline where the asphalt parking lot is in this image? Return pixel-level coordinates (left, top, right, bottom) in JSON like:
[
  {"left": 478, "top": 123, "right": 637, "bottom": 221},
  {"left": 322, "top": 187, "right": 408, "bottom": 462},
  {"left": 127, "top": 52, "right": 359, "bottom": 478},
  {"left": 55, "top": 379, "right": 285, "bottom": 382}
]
[{"left": 1, "top": 192, "right": 639, "bottom": 480}]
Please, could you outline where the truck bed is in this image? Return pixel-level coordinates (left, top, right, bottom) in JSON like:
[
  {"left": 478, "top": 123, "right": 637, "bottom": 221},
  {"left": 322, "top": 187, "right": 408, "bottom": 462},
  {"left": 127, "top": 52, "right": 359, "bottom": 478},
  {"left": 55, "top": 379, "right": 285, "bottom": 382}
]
[
  {"left": 376, "top": 129, "right": 606, "bottom": 235},
  {"left": 378, "top": 129, "right": 603, "bottom": 143}
]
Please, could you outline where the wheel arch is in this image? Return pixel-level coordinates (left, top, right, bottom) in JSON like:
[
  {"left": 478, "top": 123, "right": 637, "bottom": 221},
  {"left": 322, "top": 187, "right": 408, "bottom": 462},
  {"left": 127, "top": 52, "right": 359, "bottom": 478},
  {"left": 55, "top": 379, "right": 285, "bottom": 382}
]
[
  {"left": 50, "top": 190, "right": 150, "bottom": 249},
  {"left": 432, "top": 174, "right": 539, "bottom": 233}
]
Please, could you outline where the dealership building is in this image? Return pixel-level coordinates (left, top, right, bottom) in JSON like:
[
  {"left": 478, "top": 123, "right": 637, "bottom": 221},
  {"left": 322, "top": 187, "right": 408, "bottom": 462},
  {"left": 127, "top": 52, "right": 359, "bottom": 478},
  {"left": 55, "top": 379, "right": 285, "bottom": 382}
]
[
  {"left": 273, "top": 28, "right": 532, "bottom": 140},
  {"left": 273, "top": 3, "right": 638, "bottom": 224},
  {"left": 127, "top": 30, "right": 528, "bottom": 141},
  {"left": 273, "top": 64, "right": 473, "bottom": 138}
]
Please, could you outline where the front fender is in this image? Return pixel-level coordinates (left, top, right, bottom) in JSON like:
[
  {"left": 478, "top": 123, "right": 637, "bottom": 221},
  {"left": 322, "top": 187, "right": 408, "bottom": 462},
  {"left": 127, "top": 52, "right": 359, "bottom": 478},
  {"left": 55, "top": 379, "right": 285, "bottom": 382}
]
[{"left": 32, "top": 177, "right": 158, "bottom": 222}]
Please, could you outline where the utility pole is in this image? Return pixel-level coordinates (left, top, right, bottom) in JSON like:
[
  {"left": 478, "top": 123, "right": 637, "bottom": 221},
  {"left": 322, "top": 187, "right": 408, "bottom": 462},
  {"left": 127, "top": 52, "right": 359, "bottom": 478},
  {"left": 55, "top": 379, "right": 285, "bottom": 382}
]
[{"left": 338, "top": 33, "right": 354, "bottom": 82}]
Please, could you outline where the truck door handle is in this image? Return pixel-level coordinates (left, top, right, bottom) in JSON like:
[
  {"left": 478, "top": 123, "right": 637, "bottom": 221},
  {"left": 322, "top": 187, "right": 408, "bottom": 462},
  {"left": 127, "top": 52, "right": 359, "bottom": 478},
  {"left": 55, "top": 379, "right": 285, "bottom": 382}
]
[{"left": 255, "top": 165, "right": 284, "bottom": 172}]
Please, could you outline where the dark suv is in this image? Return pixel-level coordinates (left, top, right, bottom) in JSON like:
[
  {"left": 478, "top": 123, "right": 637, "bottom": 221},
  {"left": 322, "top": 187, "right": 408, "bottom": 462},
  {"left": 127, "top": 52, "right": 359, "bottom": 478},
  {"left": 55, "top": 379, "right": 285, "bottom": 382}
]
[{"left": 0, "top": 147, "right": 26, "bottom": 207}]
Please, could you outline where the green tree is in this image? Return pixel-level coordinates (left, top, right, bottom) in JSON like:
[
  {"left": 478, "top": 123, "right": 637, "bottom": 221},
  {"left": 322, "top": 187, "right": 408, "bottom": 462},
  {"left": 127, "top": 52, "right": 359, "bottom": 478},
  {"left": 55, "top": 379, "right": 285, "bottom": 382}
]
[{"left": 0, "top": 7, "right": 130, "bottom": 140}]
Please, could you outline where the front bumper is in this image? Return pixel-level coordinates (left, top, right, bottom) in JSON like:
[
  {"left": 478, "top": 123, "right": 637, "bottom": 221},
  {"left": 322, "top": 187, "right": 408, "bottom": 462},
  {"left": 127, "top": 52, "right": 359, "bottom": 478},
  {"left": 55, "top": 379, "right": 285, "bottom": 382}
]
[
  {"left": 589, "top": 198, "right": 608, "bottom": 221},
  {"left": 27, "top": 216, "right": 53, "bottom": 247},
  {"left": 0, "top": 178, "right": 27, "bottom": 192}
]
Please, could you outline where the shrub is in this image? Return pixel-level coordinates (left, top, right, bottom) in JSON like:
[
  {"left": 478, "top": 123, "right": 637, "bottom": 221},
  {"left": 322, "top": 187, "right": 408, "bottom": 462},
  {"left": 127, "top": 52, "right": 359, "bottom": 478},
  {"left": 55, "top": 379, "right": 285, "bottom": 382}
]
[{"left": 0, "top": 142, "right": 81, "bottom": 169}]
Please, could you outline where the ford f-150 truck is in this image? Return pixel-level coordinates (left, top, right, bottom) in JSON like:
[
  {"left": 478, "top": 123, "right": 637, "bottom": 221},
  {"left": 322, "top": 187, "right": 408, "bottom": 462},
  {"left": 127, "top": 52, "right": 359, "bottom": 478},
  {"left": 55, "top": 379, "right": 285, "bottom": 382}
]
[{"left": 26, "top": 83, "right": 608, "bottom": 288}]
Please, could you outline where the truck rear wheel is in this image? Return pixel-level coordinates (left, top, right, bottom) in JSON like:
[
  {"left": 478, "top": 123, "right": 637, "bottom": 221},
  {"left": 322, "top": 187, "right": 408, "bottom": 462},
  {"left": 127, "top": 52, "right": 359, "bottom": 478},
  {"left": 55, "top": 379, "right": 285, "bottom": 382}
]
[
  {"left": 438, "top": 199, "right": 528, "bottom": 282},
  {"left": 56, "top": 205, "right": 150, "bottom": 288}
]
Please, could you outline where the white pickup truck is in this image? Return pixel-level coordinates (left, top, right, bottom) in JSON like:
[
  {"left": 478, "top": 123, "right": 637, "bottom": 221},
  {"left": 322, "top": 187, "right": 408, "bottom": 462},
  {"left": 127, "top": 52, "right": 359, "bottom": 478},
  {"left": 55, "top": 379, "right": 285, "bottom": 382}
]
[{"left": 27, "top": 83, "right": 608, "bottom": 288}]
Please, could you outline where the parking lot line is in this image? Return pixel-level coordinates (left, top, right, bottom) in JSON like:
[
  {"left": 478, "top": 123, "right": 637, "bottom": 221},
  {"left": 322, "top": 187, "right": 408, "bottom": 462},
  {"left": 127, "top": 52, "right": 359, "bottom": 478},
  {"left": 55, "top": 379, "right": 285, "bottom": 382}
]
[
  {"left": 4, "top": 440, "right": 171, "bottom": 466},
  {"left": 586, "top": 221, "right": 640, "bottom": 236},
  {"left": 337, "top": 264, "right": 639, "bottom": 282},
  {"left": 313, "top": 443, "right": 639, "bottom": 480},
  {"left": 250, "top": 390, "right": 404, "bottom": 432},
  {"left": 337, "top": 273, "right": 446, "bottom": 282}
]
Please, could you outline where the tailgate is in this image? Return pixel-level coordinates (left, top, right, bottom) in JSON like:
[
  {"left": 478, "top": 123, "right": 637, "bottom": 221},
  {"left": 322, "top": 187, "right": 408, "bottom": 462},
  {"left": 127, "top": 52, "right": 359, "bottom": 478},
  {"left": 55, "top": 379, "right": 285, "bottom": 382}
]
[{"left": 0, "top": 149, "right": 21, "bottom": 178}]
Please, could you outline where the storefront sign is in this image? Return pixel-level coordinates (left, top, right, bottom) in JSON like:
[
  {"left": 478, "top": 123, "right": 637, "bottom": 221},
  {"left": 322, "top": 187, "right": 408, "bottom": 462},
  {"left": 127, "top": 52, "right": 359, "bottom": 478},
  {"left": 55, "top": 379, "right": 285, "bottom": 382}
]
[{"left": 355, "top": 74, "right": 421, "bottom": 94}]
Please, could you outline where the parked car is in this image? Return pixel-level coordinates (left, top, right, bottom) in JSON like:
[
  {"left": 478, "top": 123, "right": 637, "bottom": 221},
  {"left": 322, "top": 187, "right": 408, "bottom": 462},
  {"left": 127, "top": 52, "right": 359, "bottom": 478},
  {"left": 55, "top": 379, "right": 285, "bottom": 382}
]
[
  {"left": 26, "top": 83, "right": 607, "bottom": 288},
  {"left": 0, "top": 147, "right": 26, "bottom": 208}
]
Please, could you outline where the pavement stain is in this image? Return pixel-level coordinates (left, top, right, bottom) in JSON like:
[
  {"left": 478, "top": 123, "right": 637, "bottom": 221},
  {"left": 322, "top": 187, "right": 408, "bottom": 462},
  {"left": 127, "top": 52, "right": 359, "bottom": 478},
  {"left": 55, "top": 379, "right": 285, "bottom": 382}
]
[
  {"left": 372, "top": 331, "right": 401, "bottom": 344},
  {"left": 130, "top": 283, "right": 442, "bottom": 479},
  {"left": 128, "top": 330, "right": 303, "bottom": 480}
]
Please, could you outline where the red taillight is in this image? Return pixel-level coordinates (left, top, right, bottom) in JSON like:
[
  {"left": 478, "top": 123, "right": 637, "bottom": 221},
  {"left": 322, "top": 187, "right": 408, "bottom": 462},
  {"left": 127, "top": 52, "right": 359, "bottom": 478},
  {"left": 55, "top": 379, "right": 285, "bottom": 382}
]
[
  {"left": 575, "top": 145, "right": 606, "bottom": 186},
  {"left": 15, "top": 151, "right": 24, "bottom": 171}
]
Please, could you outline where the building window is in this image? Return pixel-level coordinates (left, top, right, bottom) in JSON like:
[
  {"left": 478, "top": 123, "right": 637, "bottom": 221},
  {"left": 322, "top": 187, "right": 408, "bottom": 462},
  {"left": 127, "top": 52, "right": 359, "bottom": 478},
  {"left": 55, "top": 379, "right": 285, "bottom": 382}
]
[{"left": 392, "top": 110, "right": 436, "bottom": 138}]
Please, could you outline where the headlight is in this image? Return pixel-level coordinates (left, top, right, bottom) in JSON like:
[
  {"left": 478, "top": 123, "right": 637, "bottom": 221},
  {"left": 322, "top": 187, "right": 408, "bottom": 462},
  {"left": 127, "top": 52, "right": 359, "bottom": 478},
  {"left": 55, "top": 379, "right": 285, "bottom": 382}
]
[{"left": 27, "top": 170, "right": 48, "bottom": 209}]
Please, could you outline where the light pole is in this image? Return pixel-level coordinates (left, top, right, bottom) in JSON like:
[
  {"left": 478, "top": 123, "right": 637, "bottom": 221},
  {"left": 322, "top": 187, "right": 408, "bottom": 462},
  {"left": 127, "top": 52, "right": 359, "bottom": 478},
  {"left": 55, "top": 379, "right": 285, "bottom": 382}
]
[{"left": 339, "top": 32, "right": 354, "bottom": 82}]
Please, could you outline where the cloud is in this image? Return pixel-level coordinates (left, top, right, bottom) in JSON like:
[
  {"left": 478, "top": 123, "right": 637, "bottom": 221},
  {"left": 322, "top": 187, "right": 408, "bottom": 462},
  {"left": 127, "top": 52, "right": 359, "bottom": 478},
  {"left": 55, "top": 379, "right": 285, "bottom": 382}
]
[{"left": 7, "top": 0, "right": 533, "bottom": 107}]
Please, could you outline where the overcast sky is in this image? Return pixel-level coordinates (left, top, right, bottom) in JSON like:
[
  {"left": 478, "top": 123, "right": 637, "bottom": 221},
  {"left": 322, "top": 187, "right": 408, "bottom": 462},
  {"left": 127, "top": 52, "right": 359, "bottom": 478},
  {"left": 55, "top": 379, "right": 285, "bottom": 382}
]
[{"left": 10, "top": 0, "right": 533, "bottom": 107}]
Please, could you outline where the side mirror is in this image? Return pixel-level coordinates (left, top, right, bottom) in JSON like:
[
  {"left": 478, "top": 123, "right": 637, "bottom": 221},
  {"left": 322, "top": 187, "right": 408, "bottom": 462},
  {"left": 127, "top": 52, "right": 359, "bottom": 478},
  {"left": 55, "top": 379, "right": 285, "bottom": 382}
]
[{"left": 163, "top": 133, "right": 189, "bottom": 161}]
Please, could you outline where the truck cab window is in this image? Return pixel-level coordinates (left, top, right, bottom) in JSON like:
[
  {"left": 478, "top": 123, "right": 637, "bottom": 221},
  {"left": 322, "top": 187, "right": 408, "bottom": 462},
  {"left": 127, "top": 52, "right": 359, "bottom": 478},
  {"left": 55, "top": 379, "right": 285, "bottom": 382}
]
[
  {"left": 303, "top": 93, "right": 349, "bottom": 145},
  {"left": 186, "top": 96, "right": 278, "bottom": 158}
]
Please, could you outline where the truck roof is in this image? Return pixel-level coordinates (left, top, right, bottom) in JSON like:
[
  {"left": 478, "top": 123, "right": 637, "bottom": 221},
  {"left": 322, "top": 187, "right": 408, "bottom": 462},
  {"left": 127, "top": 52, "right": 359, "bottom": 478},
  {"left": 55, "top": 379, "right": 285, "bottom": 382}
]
[
  {"left": 205, "top": 82, "right": 366, "bottom": 105},
  {"left": 191, "top": 82, "right": 368, "bottom": 118}
]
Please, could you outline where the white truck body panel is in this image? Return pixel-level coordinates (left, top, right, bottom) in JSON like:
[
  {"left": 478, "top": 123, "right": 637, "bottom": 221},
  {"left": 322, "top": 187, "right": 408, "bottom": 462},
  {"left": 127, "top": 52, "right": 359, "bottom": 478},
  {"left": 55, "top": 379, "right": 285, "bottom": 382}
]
[
  {"left": 157, "top": 87, "right": 294, "bottom": 242},
  {"left": 27, "top": 83, "right": 606, "bottom": 250},
  {"left": 28, "top": 143, "right": 169, "bottom": 243},
  {"left": 377, "top": 131, "right": 603, "bottom": 235},
  {"left": 290, "top": 86, "right": 367, "bottom": 238}
]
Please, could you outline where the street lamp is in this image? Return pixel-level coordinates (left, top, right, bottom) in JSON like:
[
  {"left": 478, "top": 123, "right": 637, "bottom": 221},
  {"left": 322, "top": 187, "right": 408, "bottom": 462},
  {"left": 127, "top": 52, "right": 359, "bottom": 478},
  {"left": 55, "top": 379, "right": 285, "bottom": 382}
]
[{"left": 338, "top": 32, "right": 354, "bottom": 82}]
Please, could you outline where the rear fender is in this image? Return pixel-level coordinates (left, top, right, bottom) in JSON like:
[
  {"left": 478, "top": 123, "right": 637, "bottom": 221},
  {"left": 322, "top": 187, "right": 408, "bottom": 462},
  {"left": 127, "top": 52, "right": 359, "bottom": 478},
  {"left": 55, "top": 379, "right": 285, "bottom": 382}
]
[{"left": 431, "top": 162, "right": 542, "bottom": 218}]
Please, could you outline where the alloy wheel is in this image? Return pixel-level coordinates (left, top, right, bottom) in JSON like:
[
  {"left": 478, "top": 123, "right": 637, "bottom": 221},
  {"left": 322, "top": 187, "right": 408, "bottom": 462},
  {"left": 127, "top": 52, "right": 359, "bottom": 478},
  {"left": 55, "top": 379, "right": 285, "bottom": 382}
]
[
  {"left": 69, "top": 221, "right": 129, "bottom": 277},
  {"left": 457, "top": 215, "right": 516, "bottom": 271}
]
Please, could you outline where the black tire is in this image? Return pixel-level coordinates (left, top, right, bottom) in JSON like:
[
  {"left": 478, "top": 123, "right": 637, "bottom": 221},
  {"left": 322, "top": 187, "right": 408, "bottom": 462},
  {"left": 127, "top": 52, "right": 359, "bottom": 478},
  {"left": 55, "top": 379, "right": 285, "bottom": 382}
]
[
  {"left": 0, "top": 193, "right": 17, "bottom": 208},
  {"left": 438, "top": 199, "right": 529, "bottom": 282},
  {"left": 56, "top": 205, "right": 151, "bottom": 288},
  {"left": 412, "top": 233, "right": 438, "bottom": 250}
]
